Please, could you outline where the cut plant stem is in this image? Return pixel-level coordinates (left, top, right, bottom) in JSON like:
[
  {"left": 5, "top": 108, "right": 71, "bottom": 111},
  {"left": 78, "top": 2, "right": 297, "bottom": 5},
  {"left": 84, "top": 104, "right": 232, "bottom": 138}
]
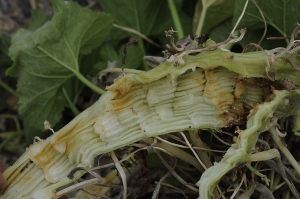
[
  {"left": 195, "top": 0, "right": 217, "bottom": 36},
  {"left": 2, "top": 46, "right": 300, "bottom": 199}
]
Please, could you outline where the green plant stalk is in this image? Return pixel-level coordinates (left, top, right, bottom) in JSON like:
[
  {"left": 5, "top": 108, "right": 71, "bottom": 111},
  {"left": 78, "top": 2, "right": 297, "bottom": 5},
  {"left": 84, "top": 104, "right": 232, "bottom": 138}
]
[
  {"left": 269, "top": 127, "right": 300, "bottom": 175},
  {"left": 0, "top": 114, "right": 21, "bottom": 132},
  {"left": 294, "top": 131, "right": 300, "bottom": 136},
  {"left": 0, "top": 131, "right": 22, "bottom": 151},
  {"left": 113, "top": 24, "right": 163, "bottom": 49},
  {"left": 269, "top": 170, "right": 275, "bottom": 191},
  {"left": 73, "top": 78, "right": 80, "bottom": 104},
  {"left": 283, "top": 189, "right": 290, "bottom": 199},
  {"left": 270, "top": 173, "right": 283, "bottom": 192},
  {"left": 167, "top": 0, "right": 184, "bottom": 39},
  {"left": 33, "top": 46, "right": 105, "bottom": 96},
  {"left": 195, "top": 0, "right": 217, "bottom": 36},
  {"left": 74, "top": 71, "right": 105, "bottom": 95},
  {"left": 195, "top": 4, "right": 207, "bottom": 36},
  {"left": 245, "top": 162, "right": 270, "bottom": 185},
  {"left": 0, "top": 131, "right": 21, "bottom": 139},
  {"left": 73, "top": 80, "right": 85, "bottom": 105},
  {"left": 62, "top": 87, "right": 80, "bottom": 116},
  {"left": 0, "top": 80, "right": 20, "bottom": 98}
]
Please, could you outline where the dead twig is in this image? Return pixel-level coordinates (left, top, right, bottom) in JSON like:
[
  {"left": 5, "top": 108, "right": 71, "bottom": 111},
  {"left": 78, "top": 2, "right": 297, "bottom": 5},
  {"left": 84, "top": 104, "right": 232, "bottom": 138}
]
[
  {"left": 230, "top": 0, "right": 249, "bottom": 35},
  {"left": 286, "top": 58, "right": 300, "bottom": 71},
  {"left": 151, "top": 171, "right": 171, "bottom": 199},
  {"left": 111, "top": 151, "right": 127, "bottom": 199},
  {"left": 122, "top": 36, "right": 138, "bottom": 75},
  {"left": 251, "top": 0, "right": 267, "bottom": 45},
  {"left": 274, "top": 25, "right": 300, "bottom": 60},
  {"left": 172, "top": 29, "right": 247, "bottom": 66},
  {"left": 155, "top": 150, "right": 198, "bottom": 192},
  {"left": 180, "top": 132, "right": 207, "bottom": 170},
  {"left": 242, "top": 43, "right": 264, "bottom": 53},
  {"left": 236, "top": 182, "right": 275, "bottom": 199}
]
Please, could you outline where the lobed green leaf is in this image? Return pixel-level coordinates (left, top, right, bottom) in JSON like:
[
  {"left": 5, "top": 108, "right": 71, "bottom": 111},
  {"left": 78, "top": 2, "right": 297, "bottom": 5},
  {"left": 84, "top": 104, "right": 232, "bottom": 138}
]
[
  {"left": 6, "top": 0, "right": 113, "bottom": 129},
  {"left": 98, "top": 0, "right": 173, "bottom": 36},
  {"left": 28, "top": 9, "right": 52, "bottom": 31},
  {"left": 232, "top": 0, "right": 300, "bottom": 37}
]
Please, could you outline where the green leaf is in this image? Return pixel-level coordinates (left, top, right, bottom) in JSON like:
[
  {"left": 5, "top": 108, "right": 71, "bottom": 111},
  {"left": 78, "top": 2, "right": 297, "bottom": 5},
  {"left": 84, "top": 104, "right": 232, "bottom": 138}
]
[
  {"left": 193, "top": 0, "right": 235, "bottom": 34},
  {"left": 98, "top": 0, "right": 173, "bottom": 36},
  {"left": 6, "top": 0, "right": 113, "bottom": 129},
  {"left": 100, "top": 44, "right": 119, "bottom": 63},
  {"left": 119, "top": 45, "right": 144, "bottom": 69},
  {"left": 232, "top": 0, "right": 300, "bottom": 37},
  {"left": 99, "top": 43, "right": 143, "bottom": 70},
  {"left": 209, "top": 18, "right": 286, "bottom": 51},
  {"left": 209, "top": 18, "right": 233, "bottom": 43},
  {"left": 94, "top": 61, "right": 108, "bottom": 73},
  {"left": 238, "top": 27, "right": 286, "bottom": 51},
  {"left": 28, "top": 9, "right": 51, "bottom": 31},
  {"left": 23, "top": 122, "right": 51, "bottom": 145},
  {"left": 103, "top": 0, "right": 193, "bottom": 45},
  {"left": 79, "top": 46, "right": 104, "bottom": 75}
]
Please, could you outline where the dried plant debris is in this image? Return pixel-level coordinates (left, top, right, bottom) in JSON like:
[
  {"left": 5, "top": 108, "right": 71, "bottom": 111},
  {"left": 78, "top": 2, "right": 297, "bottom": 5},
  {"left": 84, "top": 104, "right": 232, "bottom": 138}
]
[{"left": 143, "top": 56, "right": 166, "bottom": 68}]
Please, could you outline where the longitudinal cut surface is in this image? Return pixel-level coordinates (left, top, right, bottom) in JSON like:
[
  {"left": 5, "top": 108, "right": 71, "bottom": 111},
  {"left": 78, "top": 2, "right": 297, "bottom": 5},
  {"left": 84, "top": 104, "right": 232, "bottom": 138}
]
[{"left": 3, "top": 48, "right": 299, "bottom": 199}]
